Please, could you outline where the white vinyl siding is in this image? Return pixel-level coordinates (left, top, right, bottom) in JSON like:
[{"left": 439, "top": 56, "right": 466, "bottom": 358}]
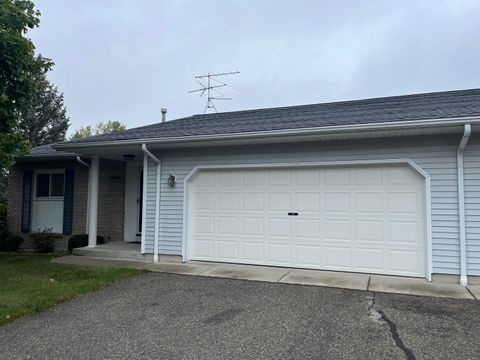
[
  {"left": 143, "top": 135, "right": 467, "bottom": 275},
  {"left": 464, "top": 134, "right": 480, "bottom": 275},
  {"left": 143, "top": 157, "right": 159, "bottom": 254}
]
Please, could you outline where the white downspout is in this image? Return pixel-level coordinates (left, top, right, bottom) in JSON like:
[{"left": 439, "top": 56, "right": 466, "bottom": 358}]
[
  {"left": 457, "top": 124, "right": 471, "bottom": 286},
  {"left": 76, "top": 156, "right": 91, "bottom": 233},
  {"left": 142, "top": 144, "right": 161, "bottom": 263}
]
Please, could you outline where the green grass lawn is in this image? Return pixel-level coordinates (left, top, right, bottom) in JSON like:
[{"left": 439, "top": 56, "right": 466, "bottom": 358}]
[{"left": 0, "top": 254, "right": 144, "bottom": 325}]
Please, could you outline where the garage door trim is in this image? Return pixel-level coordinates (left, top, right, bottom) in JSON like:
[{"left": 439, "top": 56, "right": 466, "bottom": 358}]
[{"left": 181, "top": 158, "right": 432, "bottom": 280}]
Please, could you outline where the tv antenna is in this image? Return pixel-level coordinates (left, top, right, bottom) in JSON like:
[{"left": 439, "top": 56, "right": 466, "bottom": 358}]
[{"left": 188, "top": 70, "right": 240, "bottom": 113}]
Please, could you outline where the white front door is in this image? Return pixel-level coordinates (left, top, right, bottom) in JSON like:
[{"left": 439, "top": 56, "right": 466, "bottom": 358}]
[
  {"left": 124, "top": 162, "right": 143, "bottom": 242},
  {"left": 187, "top": 164, "right": 426, "bottom": 277}
]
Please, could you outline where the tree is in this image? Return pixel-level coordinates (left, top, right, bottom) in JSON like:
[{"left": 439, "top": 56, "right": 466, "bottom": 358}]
[
  {"left": 0, "top": 0, "right": 52, "bottom": 174},
  {"left": 16, "top": 64, "right": 70, "bottom": 146},
  {"left": 70, "top": 121, "right": 127, "bottom": 140}
]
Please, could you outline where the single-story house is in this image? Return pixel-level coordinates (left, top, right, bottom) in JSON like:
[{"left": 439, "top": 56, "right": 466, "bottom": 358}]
[{"left": 7, "top": 88, "right": 480, "bottom": 285}]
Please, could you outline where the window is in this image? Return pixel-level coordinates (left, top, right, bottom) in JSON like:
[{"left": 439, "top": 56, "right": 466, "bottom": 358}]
[{"left": 36, "top": 172, "right": 64, "bottom": 198}]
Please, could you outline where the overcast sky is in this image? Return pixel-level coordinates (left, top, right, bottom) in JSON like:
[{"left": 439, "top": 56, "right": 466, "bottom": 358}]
[{"left": 29, "top": 0, "right": 480, "bottom": 134}]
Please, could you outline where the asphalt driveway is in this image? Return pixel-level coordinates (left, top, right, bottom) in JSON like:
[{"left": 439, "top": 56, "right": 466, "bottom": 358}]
[{"left": 0, "top": 273, "right": 478, "bottom": 360}]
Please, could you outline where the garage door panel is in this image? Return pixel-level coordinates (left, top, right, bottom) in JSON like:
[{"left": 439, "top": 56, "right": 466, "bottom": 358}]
[
  {"left": 356, "top": 248, "right": 385, "bottom": 271},
  {"left": 194, "top": 216, "right": 215, "bottom": 234},
  {"left": 295, "top": 168, "right": 321, "bottom": 185},
  {"left": 243, "top": 170, "right": 265, "bottom": 186},
  {"left": 388, "top": 250, "right": 423, "bottom": 274},
  {"left": 195, "top": 192, "right": 215, "bottom": 210},
  {"left": 217, "top": 240, "right": 238, "bottom": 260},
  {"left": 295, "top": 193, "right": 320, "bottom": 212},
  {"left": 355, "top": 220, "right": 384, "bottom": 242},
  {"left": 324, "top": 246, "right": 352, "bottom": 269},
  {"left": 218, "top": 216, "right": 239, "bottom": 235},
  {"left": 387, "top": 167, "right": 419, "bottom": 185},
  {"left": 355, "top": 192, "right": 384, "bottom": 213},
  {"left": 388, "top": 192, "right": 420, "bottom": 214},
  {"left": 324, "top": 220, "right": 351, "bottom": 241},
  {"left": 242, "top": 241, "right": 264, "bottom": 262},
  {"left": 193, "top": 239, "right": 215, "bottom": 258},
  {"left": 218, "top": 192, "right": 239, "bottom": 210},
  {"left": 324, "top": 192, "right": 351, "bottom": 213},
  {"left": 355, "top": 167, "right": 383, "bottom": 185},
  {"left": 268, "top": 169, "right": 291, "bottom": 185},
  {"left": 243, "top": 192, "right": 265, "bottom": 210},
  {"left": 219, "top": 171, "right": 239, "bottom": 187},
  {"left": 267, "top": 243, "right": 292, "bottom": 264},
  {"left": 189, "top": 164, "right": 426, "bottom": 277},
  {"left": 295, "top": 219, "right": 320, "bottom": 239},
  {"left": 387, "top": 221, "right": 420, "bottom": 244},
  {"left": 325, "top": 168, "right": 350, "bottom": 185},
  {"left": 295, "top": 245, "right": 321, "bottom": 266},
  {"left": 268, "top": 192, "right": 291, "bottom": 210},
  {"left": 243, "top": 217, "right": 265, "bottom": 236},
  {"left": 268, "top": 218, "right": 291, "bottom": 237}
]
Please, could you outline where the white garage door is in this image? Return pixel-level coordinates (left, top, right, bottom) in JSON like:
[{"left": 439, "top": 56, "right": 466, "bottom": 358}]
[{"left": 188, "top": 164, "right": 426, "bottom": 277}]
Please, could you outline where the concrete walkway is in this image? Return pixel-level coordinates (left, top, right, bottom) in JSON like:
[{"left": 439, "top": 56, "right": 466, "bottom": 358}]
[{"left": 52, "top": 256, "right": 478, "bottom": 300}]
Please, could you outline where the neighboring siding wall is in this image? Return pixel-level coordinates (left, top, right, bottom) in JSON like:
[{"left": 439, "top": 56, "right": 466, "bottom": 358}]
[
  {"left": 6, "top": 158, "right": 125, "bottom": 250},
  {"left": 143, "top": 134, "right": 466, "bottom": 275},
  {"left": 465, "top": 134, "right": 480, "bottom": 275}
]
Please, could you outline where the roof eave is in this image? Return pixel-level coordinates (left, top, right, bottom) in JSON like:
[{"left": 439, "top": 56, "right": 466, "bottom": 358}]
[{"left": 54, "top": 116, "right": 480, "bottom": 151}]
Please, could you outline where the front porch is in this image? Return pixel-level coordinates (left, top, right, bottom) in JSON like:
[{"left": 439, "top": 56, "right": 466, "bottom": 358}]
[
  {"left": 73, "top": 241, "right": 150, "bottom": 261},
  {"left": 72, "top": 241, "right": 182, "bottom": 263}
]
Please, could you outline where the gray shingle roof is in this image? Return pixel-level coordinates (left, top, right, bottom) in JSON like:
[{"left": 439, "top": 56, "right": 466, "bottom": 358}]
[
  {"left": 65, "top": 88, "right": 480, "bottom": 144},
  {"left": 27, "top": 144, "right": 76, "bottom": 157}
]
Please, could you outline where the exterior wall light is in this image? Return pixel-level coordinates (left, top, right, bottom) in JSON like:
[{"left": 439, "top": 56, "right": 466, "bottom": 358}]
[{"left": 167, "top": 174, "right": 176, "bottom": 187}]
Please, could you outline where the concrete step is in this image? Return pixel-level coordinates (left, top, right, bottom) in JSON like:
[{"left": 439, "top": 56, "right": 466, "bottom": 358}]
[{"left": 72, "top": 246, "right": 153, "bottom": 262}]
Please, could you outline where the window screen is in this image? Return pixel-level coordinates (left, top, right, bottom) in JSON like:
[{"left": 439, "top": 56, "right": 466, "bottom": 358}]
[
  {"left": 36, "top": 174, "right": 50, "bottom": 197},
  {"left": 51, "top": 173, "right": 65, "bottom": 197}
]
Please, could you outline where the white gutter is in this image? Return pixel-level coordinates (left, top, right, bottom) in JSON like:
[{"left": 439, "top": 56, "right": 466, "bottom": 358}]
[
  {"left": 76, "top": 156, "right": 91, "bottom": 233},
  {"left": 54, "top": 116, "right": 480, "bottom": 150},
  {"left": 141, "top": 144, "right": 161, "bottom": 263},
  {"left": 457, "top": 124, "right": 471, "bottom": 286}
]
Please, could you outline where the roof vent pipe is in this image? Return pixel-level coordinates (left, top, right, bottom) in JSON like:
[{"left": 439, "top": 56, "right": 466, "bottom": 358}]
[{"left": 161, "top": 108, "right": 167, "bottom": 123}]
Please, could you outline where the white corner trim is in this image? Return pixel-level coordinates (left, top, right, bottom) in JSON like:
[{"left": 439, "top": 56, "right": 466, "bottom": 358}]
[
  {"left": 87, "top": 156, "right": 99, "bottom": 247},
  {"left": 181, "top": 158, "right": 433, "bottom": 280},
  {"left": 457, "top": 124, "right": 471, "bottom": 286},
  {"left": 142, "top": 144, "right": 161, "bottom": 262},
  {"left": 140, "top": 154, "right": 148, "bottom": 254},
  {"left": 76, "top": 157, "right": 91, "bottom": 233}
]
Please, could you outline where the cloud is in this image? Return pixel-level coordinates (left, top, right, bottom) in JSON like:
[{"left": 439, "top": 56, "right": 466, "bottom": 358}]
[{"left": 29, "top": 0, "right": 480, "bottom": 133}]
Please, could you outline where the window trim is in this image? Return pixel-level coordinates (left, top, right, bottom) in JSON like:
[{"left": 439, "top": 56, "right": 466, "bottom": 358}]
[{"left": 34, "top": 169, "right": 65, "bottom": 200}]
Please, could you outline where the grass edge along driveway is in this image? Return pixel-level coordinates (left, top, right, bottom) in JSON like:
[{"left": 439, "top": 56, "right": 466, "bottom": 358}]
[{"left": 0, "top": 254, "right": 144, "bottom": 325}]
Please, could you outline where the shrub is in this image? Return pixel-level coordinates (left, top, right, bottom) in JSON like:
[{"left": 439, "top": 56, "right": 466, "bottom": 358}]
[
  {"left": 68, "top": 234, "right": 106, "bottom": 252},
  {"left": 0, "top": 232, "right": 23, "bottom": 251},
  {"left": 31, "top": 228, "right": 56, "bottom": 253}
]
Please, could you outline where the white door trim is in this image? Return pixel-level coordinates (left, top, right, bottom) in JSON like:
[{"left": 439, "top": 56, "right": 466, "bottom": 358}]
[{"left": 181, "top": 158, "right": 433, "bottom": 280}]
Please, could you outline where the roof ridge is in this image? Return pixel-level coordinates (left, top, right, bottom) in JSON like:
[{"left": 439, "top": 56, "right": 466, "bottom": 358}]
[{"left": 190, "top": 87, "right": 480, "bottom": 119}]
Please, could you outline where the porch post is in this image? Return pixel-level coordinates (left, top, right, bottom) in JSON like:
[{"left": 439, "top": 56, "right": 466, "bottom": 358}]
[{"left": 87, "top": 156, "right": 100, "bottom": 247}]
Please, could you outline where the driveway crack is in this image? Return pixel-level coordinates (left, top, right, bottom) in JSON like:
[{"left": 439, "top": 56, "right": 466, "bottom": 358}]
[{"left": 368, "top": 292, "right": 416, "bottom": 360}]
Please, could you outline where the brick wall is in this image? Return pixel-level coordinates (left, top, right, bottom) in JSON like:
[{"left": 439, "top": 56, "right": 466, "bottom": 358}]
[
  {"left": 97, "top": 159, "right": 125, "bottom": 243},
  {"left": 6, "top": 158, "right": 125, "bottom": 252}
]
